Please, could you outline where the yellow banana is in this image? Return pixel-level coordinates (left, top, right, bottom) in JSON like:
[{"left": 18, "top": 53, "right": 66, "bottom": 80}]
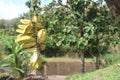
[
  {"left": 16, "top": 24, "right": 33, "bottom": 34},
  {"left": 29, "top": 52, "right": 42, "bottom": 70},
  {"left": 20, "top": 19, "right": 31, "bottom": 24},
  {"left": 18, "top": 25, "right": 26, "bottom": 29},
  {"left": 36, "top": 23, "right": 43, "bottom": 29},
  {"left": 32, "top": 15, "right": 37, "bottom": 22},
  {"left": 37, "top": 29, "right": 46, "bottom": 43},
  {"left": 25, "top": 47, "right": 36, "bottom": 53},
  {"left": 35, "top": 54, "right": 42, "bottom": 69},
  {"left": 29, "top": 52, "right": 38, "bottom": 70},
  {"left": 23, "top": 23, "right": 33, "bottom": 34},
  {"left": 17, "top": 34, "right": 23, "bottom": 37},
  {"left": 16, "top": 29, "right": 24, "bottom": 34},
  {"left": 21, "top": 42, "right": 36, "bottom": 48},
  {"left": 17, "top": 34, "right": 32, "bottom": 38},
  {"left": 15, "top": 36, "right": 34, "bottom": 43}
]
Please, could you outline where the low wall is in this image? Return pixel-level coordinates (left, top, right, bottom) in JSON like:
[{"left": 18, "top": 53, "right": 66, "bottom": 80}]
[{"left": 44, "top": 61, "right": 99, "bottom": 75}]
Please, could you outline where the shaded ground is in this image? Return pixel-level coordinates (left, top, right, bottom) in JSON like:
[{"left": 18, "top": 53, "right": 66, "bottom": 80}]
[
  {"left": 48, "top": 75, "right": 66, "bottom": 80},
  {"left": 25, "top": 75, "right": 66, "bottom": 80}
]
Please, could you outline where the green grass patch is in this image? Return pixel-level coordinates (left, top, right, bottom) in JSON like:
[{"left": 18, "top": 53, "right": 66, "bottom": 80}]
[{"left": 66, "top": 64, "right": 120, "bottom": 80}]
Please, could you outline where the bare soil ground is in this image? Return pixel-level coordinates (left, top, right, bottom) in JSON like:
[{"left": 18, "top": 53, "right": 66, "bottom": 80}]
[
  {"left": 25, "top": 75, "right": 66, "bottom": 80},
  {"left": 48, "top": 75, "right": 66, "bottom": 80}
]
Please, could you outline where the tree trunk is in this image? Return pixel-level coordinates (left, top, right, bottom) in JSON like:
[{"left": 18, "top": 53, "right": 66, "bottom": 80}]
[
  {"left": 105, "top": 0, "right": 120, "bottom": 18},
  {"left": 95, "top": 54, "right": 100, "bottom": 69},
  {"left": 80, "top": 51, "right": 85, "bottom": 73}
]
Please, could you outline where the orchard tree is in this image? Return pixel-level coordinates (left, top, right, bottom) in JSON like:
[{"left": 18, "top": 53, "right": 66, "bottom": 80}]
[
  {"left": 39, "top": 0, "right": 115, "bottom": 73},
  {"left": 104, "top": 0, "right": 120, "bottom": 45},
  {"left": 39, "top": 0, "right": 78, "bottom": 56},
  {"left": 66, "top": 0, "right": 118, "bottom": 70}
]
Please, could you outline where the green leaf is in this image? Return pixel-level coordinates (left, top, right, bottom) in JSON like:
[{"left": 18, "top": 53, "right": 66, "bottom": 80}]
[
  {"left": 13, "top": 67, "right": 25, "bottom": 73},
  {"left": 0, "top": 64, "right": 10, "bottom": 68}
]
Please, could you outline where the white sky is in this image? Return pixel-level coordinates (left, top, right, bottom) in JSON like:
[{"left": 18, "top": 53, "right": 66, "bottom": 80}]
[
  {"left": 0, "top": 0, "right": 66, "bottom": 20},
  {"left": 0, "top": 0, "right": 28, "bottom": 20}
]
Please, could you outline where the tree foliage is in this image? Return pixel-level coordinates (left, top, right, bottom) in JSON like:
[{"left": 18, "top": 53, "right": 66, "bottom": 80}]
[{"left": 22, "top": 0, "right": 120, "bottom": 72}]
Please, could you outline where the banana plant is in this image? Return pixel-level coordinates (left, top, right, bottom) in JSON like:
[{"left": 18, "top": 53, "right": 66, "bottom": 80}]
[
  {"left": 15, "top": 16, "right": 46, "bottom": 71},
  {"left": 15, "top": 0, "right": 46, "bottom": 71},
  {"left": 0, "top": 34, "right": 31, "bottom": 79}
]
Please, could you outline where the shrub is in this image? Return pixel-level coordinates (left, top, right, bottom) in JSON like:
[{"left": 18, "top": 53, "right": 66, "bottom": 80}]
[
  {"left": 0, "top": 28, "right": 16, "bottom": 36},
  {"left": 103, "top": 52, "right": 120, "bottom": 65}
]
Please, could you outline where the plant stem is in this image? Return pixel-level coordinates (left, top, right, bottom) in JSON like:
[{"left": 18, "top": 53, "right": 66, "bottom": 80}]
[{"left": 32, "top": 21, "right": 41, "bottom": 55}]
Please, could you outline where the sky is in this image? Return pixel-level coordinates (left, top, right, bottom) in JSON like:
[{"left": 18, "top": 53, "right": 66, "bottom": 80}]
[{"left": 0, "top": 0, "right": 54, "bottom": 20}]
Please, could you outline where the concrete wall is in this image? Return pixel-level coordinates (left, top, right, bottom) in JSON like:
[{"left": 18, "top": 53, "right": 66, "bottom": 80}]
[{"left": 45, "top": 61, "right": 97, "bottom": 75}]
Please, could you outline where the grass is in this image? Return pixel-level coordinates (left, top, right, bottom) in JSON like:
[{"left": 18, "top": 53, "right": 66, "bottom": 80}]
[
  {"left": 44, "top": 57, "right": 93, "bottom": 62},
  {"left": 66, "top": 64, "right": 120, "bottom": 80}
]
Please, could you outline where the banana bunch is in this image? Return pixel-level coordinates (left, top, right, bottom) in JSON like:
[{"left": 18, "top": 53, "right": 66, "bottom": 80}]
[
  {"left": 15, "top": 16, "right": 46, "bottom": 70},
  {"left": 29, "top": 52, "right": 42, "bottom": 70},
  {"left": 15, "top": 15, "right": 46, "bottom": 53}
]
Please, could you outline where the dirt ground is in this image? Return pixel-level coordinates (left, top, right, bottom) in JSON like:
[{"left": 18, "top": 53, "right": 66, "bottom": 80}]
[
  {"left": 25, "top": 75, "right": 66, "bottom": 80},
  {"left": 48, "top": 75, "right": 66, "bottom": 80}
]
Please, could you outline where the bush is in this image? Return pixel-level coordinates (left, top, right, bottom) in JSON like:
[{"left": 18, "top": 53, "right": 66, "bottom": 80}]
[
  {"left": 0, "top": 40, "right": 5, "bottom": 55},
  {"left": 0, "top": 28, "right": 16, "bottom": 36},
  {"left": 103, "top": 52, "right": 120, "bottom": 65}
]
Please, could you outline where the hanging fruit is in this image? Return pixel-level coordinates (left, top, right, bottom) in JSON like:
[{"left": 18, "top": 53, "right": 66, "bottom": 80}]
[
  {"left": 29, "top": 52, "right": 43, "bottom": 70},
  {"left": 15, "top": 15, "right": 46, "bottom": 70},
  {"left": 15, "top": 15, "right": 46, "bottom": 53}
]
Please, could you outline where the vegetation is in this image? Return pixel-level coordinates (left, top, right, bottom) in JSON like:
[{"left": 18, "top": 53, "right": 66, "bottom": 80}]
[
  {"left": 37, "top": 0, "right": 119, "bottom": 72},
  {"left": 66, "top": 52, "right": 120, "bottom": 80},
  {"left": 102, "top": 52, "right": 120, "bottom": 65},
  {"left": 0, "top": 34, "right": 31, "bottom": 79},
  {"left": 66, "top": 64, "right": 120, "bottom": 80},
  {"left": 0, "top": 0, "right": 120, "bottom": 79}
]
